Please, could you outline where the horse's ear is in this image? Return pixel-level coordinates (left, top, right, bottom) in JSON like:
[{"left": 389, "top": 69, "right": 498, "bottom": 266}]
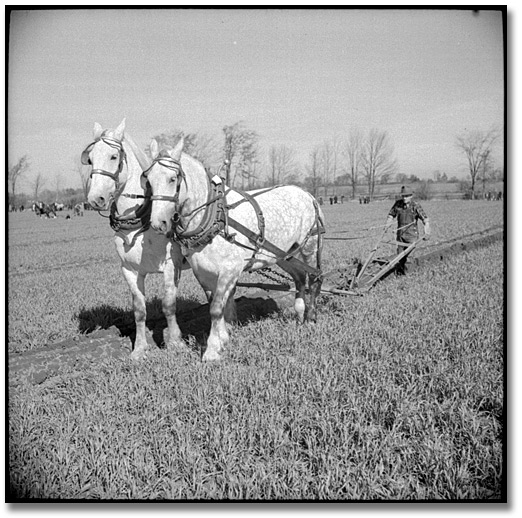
[
  {"left": 114, "top": 118, "right": 126, "bottom": 141},
  {"left": 93, "top": 122, "right": 103, "bottom": 140},
  {"left": 149, "top": 139, "right": 159, "bottom": 159},
  {"left": 170, "top": 137, "right": 184, "bottom": 161}
]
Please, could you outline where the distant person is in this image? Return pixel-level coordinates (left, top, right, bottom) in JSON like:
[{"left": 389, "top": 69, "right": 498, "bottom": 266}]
[
  {"left": 385, "top": 186, "right": 431, "bottom": 275},
  {"left": 74, "top": 203, "right": 84, "bottom": 217}
]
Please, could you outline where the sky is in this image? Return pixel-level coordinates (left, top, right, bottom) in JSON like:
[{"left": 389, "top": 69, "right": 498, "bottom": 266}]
[{"left": 7, "top": 7, "right": 505, "bottom": 193}]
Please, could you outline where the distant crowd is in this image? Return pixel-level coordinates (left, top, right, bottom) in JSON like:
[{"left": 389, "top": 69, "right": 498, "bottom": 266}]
[
  {"left": 318, "top": 195, "right": 345, "bottom": 205},
  {"left": 8, "top": 201, "right": 90, "bottom": 218},
  {"left": 484, "top": 191, "right": 503, "bottom": 201}
]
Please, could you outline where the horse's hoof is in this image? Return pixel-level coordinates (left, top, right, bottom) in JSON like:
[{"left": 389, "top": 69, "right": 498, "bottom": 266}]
[
  {"left": 163, "top": 328, "right": 183, "bottom": 347},
  {"left": 306, "top": 310, "right": 317, "bottom": 323},
  {"left": 166, "top": 339, "right": 186, "bottom": 351},
  {"left": 131, "top": 348, "right": 147, "bottom": 361},
  {"left": 202, "top": 350, "right": 221, "bottom": 362}
]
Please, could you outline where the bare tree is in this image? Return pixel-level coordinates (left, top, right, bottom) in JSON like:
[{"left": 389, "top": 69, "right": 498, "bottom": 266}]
[
  {"left": 242, "top": 158, "right": 260, "bottom": 190},
  {"left": 432, "top": 170, "right": 448, "bottom": 183},
  {"left": 456, "top": 127, "right": 500, "bottom": 200},
  {"left": 316, "top": 136, "right": 343, "bottom": 198},
  {"left": 395, "top": 173, "right": 409, "bottom": 184},
  {"left": 267, "top": 144, "right": 296, "bottom": 186},
  {"left": 304, "top": 146, "right": 322, "bottom": 199},
  {"left": 222, "top": 122, "right": 259, "bottom": 187},
  {"left": 8, "top": 155, "right": 30, "bottom": 205},
  {"left": 54, "top": 173, "right": 63, "bottom": 201},
  {"left": 344, "top": 129, "right": 362, "bottom": 199},
  {"left": 151, "top": 130, "right": 221, "bottom": 171},
  {"left": 32, "top": 172, "right": 47, "bottom": 201},
  {"left": 360, "top": 129, "right": 397, "bottom": 200},
  {"left": 319, "top": 140, "right": 334, "bottom": 198},
  {"left": 330, "top": 136, "right": 342, "bottom": 195},
  {"left": 491, "top": 166, "right": 504, "bottom": 183},
  {"left": 237, "top": 137, "right": 260, "bottom": 189},
  {"left": 479, "top": 149, "right": 494, "bottom": 198},
  {"left": 74, "top": 157, "right": 90, "bottom": 201}
]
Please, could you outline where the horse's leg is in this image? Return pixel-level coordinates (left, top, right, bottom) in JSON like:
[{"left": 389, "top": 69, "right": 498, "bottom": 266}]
[
  {"left": 304, "top": 235, "right": 323, "bottom": 322},
  {"left": 224, "top": 285, "right": 237, "bottom": 324},
  {"left": 293, "top": 270, "right": 308, "bottom": 324},
  {"left": 202, "top": 274, "right": 239, "bottom": 362},
  {"left": 162, "top": 259, "right": 184, "bottom": 350},
  {"left": 204, "top": 288, "right": 236, "bottom": 324},
  {"left": 121, "top": 267, "right": 150, "bottom": 360},
  {"left": 306, "top": 273, "right": 322, "bottom": 322},
  {"left": 277, "top": 260, "right": 307, "bottom": 323}
]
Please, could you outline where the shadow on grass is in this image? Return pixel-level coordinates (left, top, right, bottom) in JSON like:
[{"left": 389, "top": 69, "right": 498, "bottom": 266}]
[{"left": 77, "top": 294, "right": 281, "bottom": 350}]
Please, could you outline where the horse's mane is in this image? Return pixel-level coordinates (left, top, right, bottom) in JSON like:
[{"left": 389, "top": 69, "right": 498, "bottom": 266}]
[
  {"left": 123, "top": 133, "right": 151, "bottom": 171},
  {"left": 101, "top": 127, "right": 151, "bottom": 172},
  {"left": 158, "top": 140, "right": 205, "bottom": 172}
]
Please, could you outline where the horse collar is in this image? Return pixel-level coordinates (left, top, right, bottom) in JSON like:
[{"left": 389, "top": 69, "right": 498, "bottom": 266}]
[{"left": 168, "top": 172, "right": 227, "bottom": 249}]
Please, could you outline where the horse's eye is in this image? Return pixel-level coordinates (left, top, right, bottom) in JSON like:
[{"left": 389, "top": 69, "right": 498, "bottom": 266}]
[
  {"left": 170, "top": 176, "right": 177, "bottom": 184},
  {"left": 87, "top": 159, "right": 92, "bottom": 165},
  {"left": 110, "top": 154, "right": 118, "bottom": 160}
]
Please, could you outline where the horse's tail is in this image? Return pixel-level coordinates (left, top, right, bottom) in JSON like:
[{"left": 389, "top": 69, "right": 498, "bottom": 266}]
[{"left": 312, "top": 197, "right": 325, "bottom": 274}]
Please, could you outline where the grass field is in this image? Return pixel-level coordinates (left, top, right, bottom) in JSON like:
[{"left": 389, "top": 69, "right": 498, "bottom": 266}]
[{"left": 8, "top": 200, "right": 505, "bottom": 500}]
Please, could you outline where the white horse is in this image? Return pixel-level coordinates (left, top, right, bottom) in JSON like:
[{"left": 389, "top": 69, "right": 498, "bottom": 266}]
[
  {"left": 83, "top": 119, "right": 189, "bottom": 360},
  {"left": 145, "top": 138, "right": 324, "bottom": 362}
]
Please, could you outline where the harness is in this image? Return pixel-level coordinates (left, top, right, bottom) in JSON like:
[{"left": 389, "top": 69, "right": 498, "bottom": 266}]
[
  {"left": 143, "top": 155, "right": 325, "bottom": 275},
  {"left": 109, "top": 190, "right": 152, "bottom": 233}
]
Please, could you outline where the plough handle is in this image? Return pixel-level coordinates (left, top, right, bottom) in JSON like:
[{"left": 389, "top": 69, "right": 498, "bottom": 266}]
[
  {"left": 355, "top": 227, "right": 388, "bottom": 283},
  {"left": 363, "top": 238, "right": 422, "bottom": 287}
]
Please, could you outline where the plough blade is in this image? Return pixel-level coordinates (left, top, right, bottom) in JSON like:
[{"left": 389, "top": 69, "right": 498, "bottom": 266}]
[
  {"left": 320, "top": 286, "right": 363, "bottom": 297},
  {"left": 236, "top": 281, "right": 294, "bottom": 292}
]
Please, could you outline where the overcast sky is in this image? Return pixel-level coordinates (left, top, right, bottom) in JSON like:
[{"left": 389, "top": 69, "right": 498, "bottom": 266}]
[{"left": 7, "top": 8, "right": 504, "bottom": 192}]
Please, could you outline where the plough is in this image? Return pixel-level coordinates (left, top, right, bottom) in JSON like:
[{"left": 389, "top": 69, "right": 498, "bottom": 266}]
[
  {"left": 319, "top": 237, "right": 422, "bottom": 296},
  {"left": 236, "top": 228, "right": 423, "bottom": 297}
]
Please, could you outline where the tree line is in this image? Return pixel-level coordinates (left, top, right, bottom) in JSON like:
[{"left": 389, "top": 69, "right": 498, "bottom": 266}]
[{"left": 8, "top": 123, "right": 502, "bottom": 207}]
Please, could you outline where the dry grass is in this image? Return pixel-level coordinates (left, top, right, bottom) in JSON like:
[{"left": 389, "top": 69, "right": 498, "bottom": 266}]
[{"left": 8, "top": 200, "right": 504, "bottom": 500}]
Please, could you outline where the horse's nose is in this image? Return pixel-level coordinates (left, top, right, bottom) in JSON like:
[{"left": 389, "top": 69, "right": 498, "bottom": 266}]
[
  {"left": 151, "top": 218, "right": 169, "bottom": 234},
  {"left": 88, "top": 195, "right": 106, "bottom": 210}
]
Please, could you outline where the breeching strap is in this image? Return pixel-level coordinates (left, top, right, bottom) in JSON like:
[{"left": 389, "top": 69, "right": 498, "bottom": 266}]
[{"left": 226, "top": 215, "right": 323, "bottom": 278}]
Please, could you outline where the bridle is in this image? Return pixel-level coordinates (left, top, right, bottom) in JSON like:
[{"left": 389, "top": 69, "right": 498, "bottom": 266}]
[
  {"left": 142, "top": 153, "right": 230, "bottom": 245},
  {"left": 142, "top": 154, "right": 186, "bottom": 222},
  {"left": 81, "top": 133, "right": 126, "bottom": 184},
  {"left": 83, "top": 132, "right": 152, "bottom": 239}
]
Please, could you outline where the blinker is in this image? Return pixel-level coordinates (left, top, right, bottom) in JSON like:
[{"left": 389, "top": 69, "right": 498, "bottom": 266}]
[{"left": 81, "top": 144, "right": 94, "bottom": 165}]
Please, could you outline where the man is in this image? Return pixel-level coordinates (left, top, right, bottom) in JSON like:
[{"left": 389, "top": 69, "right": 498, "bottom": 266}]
[{"left": 386, "top": 186, "right": 431, "bottom": 275}]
